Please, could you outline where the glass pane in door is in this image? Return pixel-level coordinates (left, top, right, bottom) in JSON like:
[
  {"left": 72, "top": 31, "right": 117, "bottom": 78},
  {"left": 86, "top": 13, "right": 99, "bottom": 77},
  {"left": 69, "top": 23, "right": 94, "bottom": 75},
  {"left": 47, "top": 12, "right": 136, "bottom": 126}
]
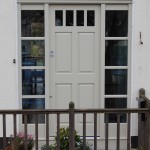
[
  {"left": 66, "top": 10, "right": 74, "bottom": 26},
  {"left": 55, "top": 10, "right": 63, "bottom": 26},
  {"left": 77, "top": 10, "right": 84, "bottom": 26},
  {"left": 87, "top": 10, "right": 95, "bottom": 26}
]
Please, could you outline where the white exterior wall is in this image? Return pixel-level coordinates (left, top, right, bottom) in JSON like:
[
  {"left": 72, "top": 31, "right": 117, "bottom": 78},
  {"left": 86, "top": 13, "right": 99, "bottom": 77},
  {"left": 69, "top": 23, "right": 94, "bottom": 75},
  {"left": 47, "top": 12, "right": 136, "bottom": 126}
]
[
  {"left": 0, "top": 0, "right": 150, "bottom": 137},
  {"left": 0, "top": 0, "right": 18, "bottom": 136},
  {"left": 131, "top": 0, "right": 150, "bottom": 135}
]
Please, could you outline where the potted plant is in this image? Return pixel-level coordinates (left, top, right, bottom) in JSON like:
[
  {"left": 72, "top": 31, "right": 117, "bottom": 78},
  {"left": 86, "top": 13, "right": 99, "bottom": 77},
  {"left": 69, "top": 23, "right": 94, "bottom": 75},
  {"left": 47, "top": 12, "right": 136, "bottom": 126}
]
[
  {"left": 41, "top": 127, "right": 92, "bottom": 150},
  {"left": 10, "top": 131, "right": 34, "bottom": 150}
]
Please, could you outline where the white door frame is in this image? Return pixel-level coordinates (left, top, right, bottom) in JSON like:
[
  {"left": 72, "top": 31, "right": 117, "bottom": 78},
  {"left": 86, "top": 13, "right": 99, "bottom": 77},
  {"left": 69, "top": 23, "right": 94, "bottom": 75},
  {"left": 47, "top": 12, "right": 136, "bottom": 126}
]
[{"left": 18, "top": 2, "right": 132, "bottom": 140}]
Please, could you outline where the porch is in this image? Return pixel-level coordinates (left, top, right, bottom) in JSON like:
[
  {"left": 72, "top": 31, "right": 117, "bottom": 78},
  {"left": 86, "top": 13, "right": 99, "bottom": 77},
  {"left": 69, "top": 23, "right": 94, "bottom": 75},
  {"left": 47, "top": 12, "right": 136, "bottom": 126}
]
[{"left": 0, "top": 88, "right": 150, "bottom": 150}]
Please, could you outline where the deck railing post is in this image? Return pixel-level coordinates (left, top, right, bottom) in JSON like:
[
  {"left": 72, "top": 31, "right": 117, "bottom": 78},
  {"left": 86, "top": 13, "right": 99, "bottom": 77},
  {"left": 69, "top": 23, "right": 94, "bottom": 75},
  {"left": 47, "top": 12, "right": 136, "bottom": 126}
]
[
  {"left": 138, "top": 88, "right": 150, "bottom": 150},
  {"left": 3, "top": 114, "right": 6, "bottom": 150},
  {"left": 138, "top": 88, "right": 145, "bottom": 150},
  {"left": 146, "top": 98, "right": 150, "bottom": 150},
  {"left": 69, "top": 101, "right": 75, "bottom": 150},
  {"left": 24, "top": 114, "right": 28, "bottom": 150}
]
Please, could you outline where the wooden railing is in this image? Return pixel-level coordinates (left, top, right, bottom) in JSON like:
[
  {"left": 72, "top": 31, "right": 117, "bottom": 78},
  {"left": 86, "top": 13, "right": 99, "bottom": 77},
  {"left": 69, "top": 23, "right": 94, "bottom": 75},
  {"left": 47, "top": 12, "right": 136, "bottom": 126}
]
[
  {"left": 0, "top": 89, "right": 150, "bottom": 150},
  {"left": 138, "top": 88, "right": 150, "bottom": 150}
]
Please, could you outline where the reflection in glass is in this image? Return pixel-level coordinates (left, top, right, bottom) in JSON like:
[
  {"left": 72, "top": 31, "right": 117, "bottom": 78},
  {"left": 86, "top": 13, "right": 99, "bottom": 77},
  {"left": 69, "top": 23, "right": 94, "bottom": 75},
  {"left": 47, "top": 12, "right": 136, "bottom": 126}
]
[
  {"left": 21, "top": 10, "right": 44, "bottom": 37},
  {"left": 105, "top": 40, "right": 128, "bottom": 66},
  {"left": 66, "top": 10, "right": 73, "bottom": 26},
  {"left": 77, "top": 10, "right": 84, "bottom": 26},
  {"left": 105, "top": 98, "right": 127, "bottom": 123},
  {"left": 22, "top": 98, "right": 45, "bottom": 124},
  {"left": 105, "top": 69, "right": 127, "bottom": 95},
  {"left": 22, "top": 40, "right": 45, "bottom": 66},
  {"left": 55, "top": 10, "right": 63, "bottom": 26},
  {"left": 22, "top": 69, "right": 45, "bottom": 95},
  {"left": 87, "top": 10, "right": 95, "bottom": 26},
  {"left": 106, "top": 11, "right": 128, "bottom": 37}
]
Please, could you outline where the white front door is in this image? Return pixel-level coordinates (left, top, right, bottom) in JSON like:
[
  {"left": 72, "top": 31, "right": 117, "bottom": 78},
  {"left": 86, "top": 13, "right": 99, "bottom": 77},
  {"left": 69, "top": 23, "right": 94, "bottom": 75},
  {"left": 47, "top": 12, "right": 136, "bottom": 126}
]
[{"left": 49, "top": 5, "right": 100, "bottom": 136}]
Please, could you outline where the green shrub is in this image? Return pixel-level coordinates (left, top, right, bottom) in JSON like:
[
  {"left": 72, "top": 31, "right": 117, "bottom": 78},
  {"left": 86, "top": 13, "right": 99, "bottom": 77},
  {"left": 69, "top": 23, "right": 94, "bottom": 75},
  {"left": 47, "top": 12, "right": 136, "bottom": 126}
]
[{"left": 41, "top": 127, "right": 92, "bottom": 150}]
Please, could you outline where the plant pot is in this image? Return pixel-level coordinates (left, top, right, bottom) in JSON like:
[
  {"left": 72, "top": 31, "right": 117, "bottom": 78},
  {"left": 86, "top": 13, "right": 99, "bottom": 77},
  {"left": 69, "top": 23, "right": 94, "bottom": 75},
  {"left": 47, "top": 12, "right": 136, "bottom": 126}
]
[{"left": 11, "top": 142, "right": 33, "bottom": 150}]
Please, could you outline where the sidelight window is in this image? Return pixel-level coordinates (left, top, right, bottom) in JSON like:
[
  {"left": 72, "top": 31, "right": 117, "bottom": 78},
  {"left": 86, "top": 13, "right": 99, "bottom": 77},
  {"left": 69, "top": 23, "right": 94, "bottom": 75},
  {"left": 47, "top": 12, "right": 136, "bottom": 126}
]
[
  {"left": 105, "top": 9, "right": 129, "bottom": 123},
  {"left": 21, "top": 9, "right": 45, "bottom": 124}
]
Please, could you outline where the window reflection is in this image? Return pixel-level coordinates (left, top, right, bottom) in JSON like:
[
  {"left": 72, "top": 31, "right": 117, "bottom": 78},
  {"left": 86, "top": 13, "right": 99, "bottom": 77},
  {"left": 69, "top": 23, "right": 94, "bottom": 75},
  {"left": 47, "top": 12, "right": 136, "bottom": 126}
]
[
  {"left": 105, "top": 40, "right": 127, "bottom": 66},
  {"left": 106, "top": 11, "right": 128, "bottom": 37},
  {"left": 22, "top": 98, "right": 45, "bottom": 124},
  {"left": 66, "top": 10, "right": 74, "bottom": 26},
  {"left": 22, "top": 69, "right": 45, "bottom": 95},
  {"left": 105, "top": 98, "right": 127, "bottom": 123},
  {"left": 22, "top": 40, "right": 45, "bottom": 66},
  {"left": 55, "top": 10, "right": 63, "bottom": 26},
  {"left": 105, "top": 69, "right": 127, "bottom": 95},
  {"left": 21, "top": 10, "right": 44, "bottom": 37},
  {"left": 87, "top": 10, "right": 95, "bottom": 26},
  {"left": 77, "top": 10, "right": 84, "bottom": 26}
]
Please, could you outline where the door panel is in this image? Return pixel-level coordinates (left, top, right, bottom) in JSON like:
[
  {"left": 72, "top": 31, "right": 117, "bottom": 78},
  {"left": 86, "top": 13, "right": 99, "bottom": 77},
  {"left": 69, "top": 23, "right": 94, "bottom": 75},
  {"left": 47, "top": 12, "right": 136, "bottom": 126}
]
[
  {"left": 55, "top": 33, "right": 72, "bottom": 72},
  {"left": 78, "top": 33, "right": 95, "bottom": 72},
  {"left": 49, "top": 5, "right": 100, "bottom": 136}
]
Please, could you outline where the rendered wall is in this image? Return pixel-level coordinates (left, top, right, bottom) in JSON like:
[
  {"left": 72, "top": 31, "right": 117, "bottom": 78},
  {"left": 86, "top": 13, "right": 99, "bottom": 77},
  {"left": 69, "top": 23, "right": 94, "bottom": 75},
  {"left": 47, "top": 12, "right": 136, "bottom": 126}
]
[
  {"left": 0, "top": 0, "right": 18, "bottom": 136},
  {"left": 131, "top": 0, "right": 150, "bottom": 135}
]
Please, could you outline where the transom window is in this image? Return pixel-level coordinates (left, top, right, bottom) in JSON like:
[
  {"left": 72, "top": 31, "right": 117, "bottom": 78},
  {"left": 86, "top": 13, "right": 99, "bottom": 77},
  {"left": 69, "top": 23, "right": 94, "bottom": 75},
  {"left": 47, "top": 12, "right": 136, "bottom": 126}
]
[{"left": 55, "top": 10, "right": 95, "bottom": 26}]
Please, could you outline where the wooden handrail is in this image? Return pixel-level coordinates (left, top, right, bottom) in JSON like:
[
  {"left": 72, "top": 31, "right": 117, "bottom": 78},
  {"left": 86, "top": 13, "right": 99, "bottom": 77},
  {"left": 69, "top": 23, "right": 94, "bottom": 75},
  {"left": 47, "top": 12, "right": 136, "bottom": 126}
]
[
  {"left": 0, "top": 108, "right": 149, "bottom": 114},
  {"left": 0, "top": 101, "right": 150, "bottom": 150},
  {"left": 141, "top": 95, "right": 150, "bottom": 104}
]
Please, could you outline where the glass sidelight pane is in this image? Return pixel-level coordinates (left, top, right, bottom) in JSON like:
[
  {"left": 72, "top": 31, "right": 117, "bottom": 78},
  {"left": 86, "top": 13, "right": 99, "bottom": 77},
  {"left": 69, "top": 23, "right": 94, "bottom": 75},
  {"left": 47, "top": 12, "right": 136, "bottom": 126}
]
[
  {"left": 22, "top": 40, "right": 45, "bottom": 66},
  {"left": 105, "top": 98, "right": 127, "bottom": 123},
  {"left": 87, "top": 10, "right": 95, "bottom": 26},
  {"left": 22, "top": 69, "right": 45, "bottom": 95},
  {"left": 66, "top": 10, "right": 74, "bottom": 26},
  {"left": 105, "top": 69, "right": 127, "bottom": 95},
  {"left": 55, "top": 10, "right": 63, "bottom": 26},
  {"left": 22, "top": 98, "right": 45, "bottom": 124},
  {"left": 105, "top": 40, "right": 128, "bottom": 66},
  {"left": 21, "top": 10, "right": 44, "bottom": 37},
  {"left": 106, "top": 11, "right": 128, "bottom": 37},
  {"left": 77, "top": 10, "right": 84, "bottom": 26}
]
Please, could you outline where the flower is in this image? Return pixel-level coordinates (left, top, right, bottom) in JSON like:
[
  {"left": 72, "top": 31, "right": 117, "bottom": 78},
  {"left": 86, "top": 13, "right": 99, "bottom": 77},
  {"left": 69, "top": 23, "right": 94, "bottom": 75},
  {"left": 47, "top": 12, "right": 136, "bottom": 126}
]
[{"left": 10, "top": 131, "right": 34, "bottom": 150}]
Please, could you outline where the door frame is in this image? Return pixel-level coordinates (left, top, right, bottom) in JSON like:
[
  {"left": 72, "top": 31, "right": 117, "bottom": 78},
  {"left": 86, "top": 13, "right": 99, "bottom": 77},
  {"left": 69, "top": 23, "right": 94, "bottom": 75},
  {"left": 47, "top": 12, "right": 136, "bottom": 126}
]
[{"left": 18, "top": 1, "right": 132, "bottom": 139}]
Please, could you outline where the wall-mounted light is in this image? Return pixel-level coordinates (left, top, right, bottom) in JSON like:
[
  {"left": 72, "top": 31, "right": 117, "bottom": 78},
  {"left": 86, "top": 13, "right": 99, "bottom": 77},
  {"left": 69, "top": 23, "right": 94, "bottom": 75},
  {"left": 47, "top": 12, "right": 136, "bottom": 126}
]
[{"left": 140, "top": 31, "right": 143, "bottom": 45}]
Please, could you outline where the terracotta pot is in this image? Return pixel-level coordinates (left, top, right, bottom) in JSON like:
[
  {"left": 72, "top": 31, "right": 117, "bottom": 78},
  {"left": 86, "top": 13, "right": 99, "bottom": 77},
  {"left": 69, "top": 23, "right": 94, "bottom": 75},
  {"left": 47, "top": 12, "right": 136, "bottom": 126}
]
[
  {"left": 5, "top": 146, "right": 13, "bottom": 150},
  {"left": 11, "top": 143, "right": 33, "bottom": 150}
]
